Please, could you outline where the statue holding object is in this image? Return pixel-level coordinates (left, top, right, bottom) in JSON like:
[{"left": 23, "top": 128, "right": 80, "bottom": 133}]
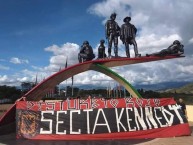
[
  {"left": 120, "top": 16, "right": 141, "bottom": 58},
  {"left": 78, "top": 41, "right": 95, "bottom": 63},
  {"left": 105, "top": 13, "right": 120, "bottom": 57},
  {"left": 146, "top": 40, "right": 184, "bottom": 57}
]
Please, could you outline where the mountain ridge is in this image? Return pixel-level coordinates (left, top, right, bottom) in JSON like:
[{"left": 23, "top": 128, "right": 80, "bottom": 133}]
[{"left": 164, "top": 82, "right": 193, "bottom": 94}]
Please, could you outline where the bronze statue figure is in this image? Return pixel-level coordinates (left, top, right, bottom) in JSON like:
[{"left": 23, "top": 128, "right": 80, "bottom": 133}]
[
  {"left": 98, "top": 39, "right": 107, "bottom": 59},
  {"left": 146, "top": 40, "right": 184, "bottom": 57},
  {"left": 120, "top": 16, "right": 140, "bottom": 58},
  {"left": 105, "top": 13, "right": 120, "bottom": 57},
  {"left": 78, "top": 41, "right": 95, "bottom": 63}
]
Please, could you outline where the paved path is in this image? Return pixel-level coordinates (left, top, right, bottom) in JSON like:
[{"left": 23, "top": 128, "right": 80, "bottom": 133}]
[{"left": 138, "top": 122, "right": 193, "bottom": 145}]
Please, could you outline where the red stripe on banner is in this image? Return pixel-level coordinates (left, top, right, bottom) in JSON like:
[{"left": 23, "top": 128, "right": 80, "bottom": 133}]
[
  {"left": 21, "top": 123, "right": 191, "bottom": 140},
  {"left": 16, "top": 98, "right": 176, "bottom": 111}
]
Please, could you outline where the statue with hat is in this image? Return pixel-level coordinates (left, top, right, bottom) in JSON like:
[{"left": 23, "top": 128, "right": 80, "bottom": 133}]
[
  {"left": 146, "top": 40, "right": 184, "bottom": 57},
  {"left": 105, "top": 13, "right": 120, "bottom": 58},
  {"left": 120, "top": 16, "right": 140, "bottom": 58},
  {"left": 78, "top": 41, "right": 95, "bottom": 63},
  {"left": 98, "top": 39, "right": 107, "bottom": 59}
]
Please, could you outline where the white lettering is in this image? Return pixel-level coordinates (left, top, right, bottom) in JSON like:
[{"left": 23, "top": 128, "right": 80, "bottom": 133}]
[
  {"left": 134, "top": 107, "right": 147, "bottom": 130},
  {"left": 169, "top": 105, "right": 184, "bottom": 124},
  {"left": 83, "top": 109, "right": 93, "bottom": 134},
  {"left": 154, "top": 107, "right": 167, "bottom": 127},
  {"left": 40, "top": 111, "right": 54, "bottom": 134},
  {"left": 92, "top": 109, "right": 111, "bottom": 134},
  {"left": 115, "top": 108, "right": 127, "bottom": 132},
  {"left": 162, "top": 107, "right": 174, "bottom": 126},
  {"left": 145, "top": 107, "right": 158, "bottom": 129},
  {"left": 126, "top": 108, "right": 136, "bottom": 131},
  {"left": 70, "top": 110, "right": 81, "bottom": 134},
  {"left": 56, "top": 111, "right": 67, "bottom": 134}
]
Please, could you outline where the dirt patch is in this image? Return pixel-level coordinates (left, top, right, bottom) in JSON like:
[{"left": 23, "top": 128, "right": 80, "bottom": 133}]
[{"left": 0, "top": 104, "right": 13, "bottom": 118}]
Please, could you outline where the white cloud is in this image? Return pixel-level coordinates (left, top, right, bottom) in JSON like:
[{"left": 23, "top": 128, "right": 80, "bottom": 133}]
[
  {"left": 89, "top": 0, "right": 193, "bottom": 43},
  {"left": 0, "top": 43, "right": 80, "bottom": 86},
  {"left": 74, "top": 71, "right": 112, "bottom": 86},
  {"left": 0, "top": 65, "right": 9, "bottom": 70},
  {"left": 45, "top": 43, "right": 79, "bottom": 72},
  {"left": 10, "top": 57, "right": 29, "bottom": 64},
  {"left": 0, "top": 75, "right": 8, "bottom": 82},
  {"left": 188, "top": 37, "right": 193, "bottom": 44},
  {"left": 109, "top": 58, "right": 191, "bottom": 86},
  {"left": 17, "top": 77, "right": 29, "bottom": 82},
  {"left": 0, "top": 75, "right": 17, "bottom": 86},
  {"left": 137, "top": 34, "right": 182, "bottom": 55},
  {"left": 63, "top": 55, "right": 193, "bottom": 87}
]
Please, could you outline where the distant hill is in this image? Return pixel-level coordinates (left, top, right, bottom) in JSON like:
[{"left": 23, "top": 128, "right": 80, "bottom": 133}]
[
  {"left": 165, "top": 82, "right": 193, "bottom": 94},
  {"left": 13, "top": 81, "right": 192, "bottom": 93},
  {"left": 62, "top": 81, "right": 192, "bottom": 91},
  {"left": 135, "top": 81, "right": 191, "bottom": 91}
]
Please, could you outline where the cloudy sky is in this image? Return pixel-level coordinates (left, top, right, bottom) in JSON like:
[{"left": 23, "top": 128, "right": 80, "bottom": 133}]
[{"left": 0, "top": 0, "right": 193, "bottom": 88}]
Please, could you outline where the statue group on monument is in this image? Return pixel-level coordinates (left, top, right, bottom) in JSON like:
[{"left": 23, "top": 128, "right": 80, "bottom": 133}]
[{"left": 78, "top": 13, "right": 184, "bottom": 63}]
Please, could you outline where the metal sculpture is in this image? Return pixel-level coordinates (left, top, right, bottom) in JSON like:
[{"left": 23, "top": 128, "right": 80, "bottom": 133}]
[
  {"left": 105, "top": 13, "right": 120, "bottom": 57},
  {"left": 120, "top": 16, "right": 140, "bottom": 58},
  {"left": 78, "top": 41, "right": 95, "bottom": 63},
  {"left": 98, "top": 39, "right": 107, "bottom": 59},
  {"left": 146, "top": 40, "right": 184, "bottom": 57}
]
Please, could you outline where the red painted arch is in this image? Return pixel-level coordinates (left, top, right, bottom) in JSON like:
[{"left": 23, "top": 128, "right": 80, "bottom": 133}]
[
  {"left": 0, "top": 55, "right": 184, "bottom": 133},
  {"left": 24, "top": 55, "right": 183, "bottom": 101}
]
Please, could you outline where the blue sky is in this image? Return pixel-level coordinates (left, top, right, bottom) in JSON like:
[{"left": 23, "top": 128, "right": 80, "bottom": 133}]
[{"left": 0, "top": 0, "right": 193, "bottom": 88}]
